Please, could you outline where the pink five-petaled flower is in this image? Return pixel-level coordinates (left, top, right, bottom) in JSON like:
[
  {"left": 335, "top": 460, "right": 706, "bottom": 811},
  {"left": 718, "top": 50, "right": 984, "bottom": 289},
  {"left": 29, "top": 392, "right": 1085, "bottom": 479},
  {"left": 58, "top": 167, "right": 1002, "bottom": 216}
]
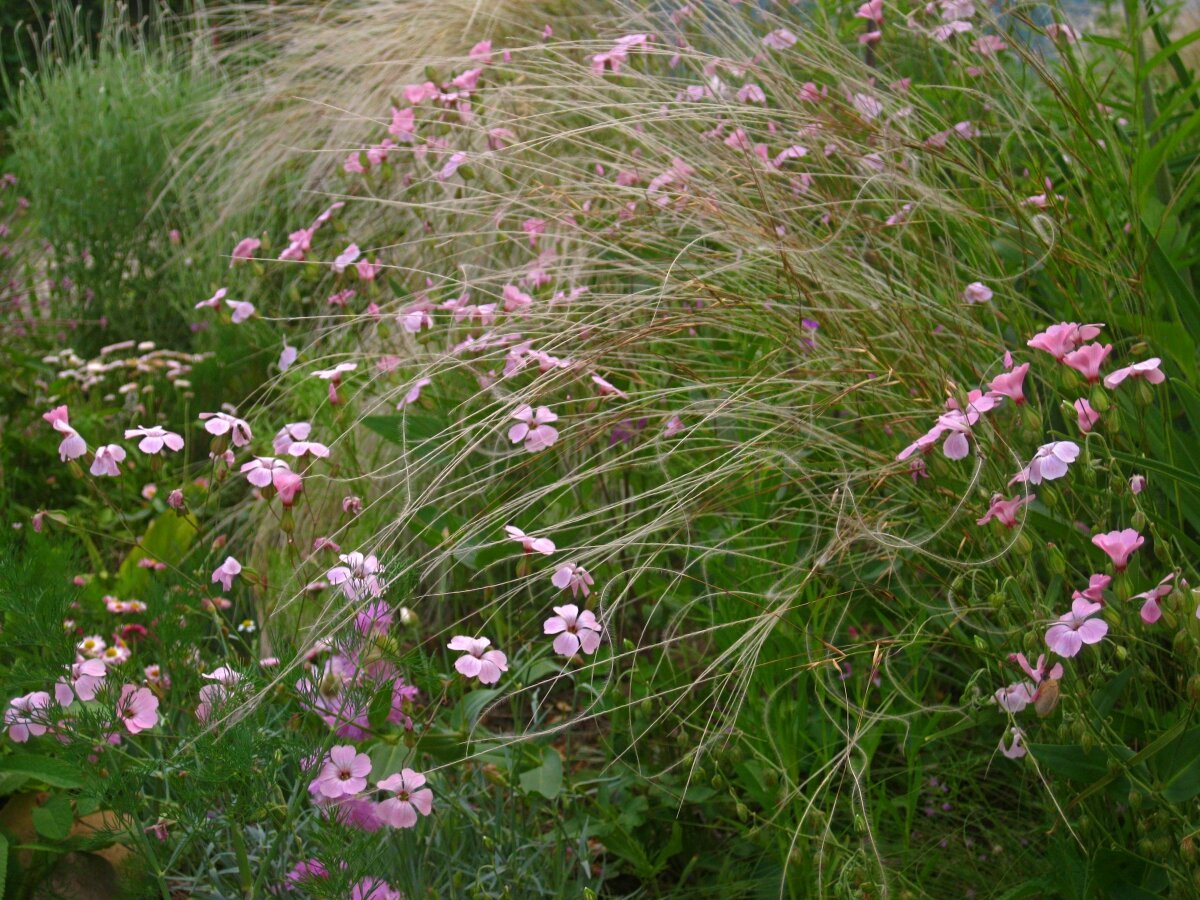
[
  {"left": 963, "top": 282, "right": 993, "bottom": 304},
  {"left": 448, "top": 636, "right": 508, "bottom": 685},
  {"left": 1072, "top": 573, "right": 1111, "bottom": 603},
  {"left": 116, "top": 684, "right": 159, "bottom": 734},
  {"left": 1134, "top": 573, "right": 1177, "bottom": 625},
  {"left": 1026, "top": 322, "right": 1103, "bottom": 360},
  {"left": 504, "top": 525, "right": 556, "bottom": 555},
  {"left": 1061, "top": 343, "right": 1112, "bottom": 383},
  {"left": 551, "top": 563, "right": 594, "bottom": 598},
  {"left": 1073, "top": 398, "right": 1100, "bottom": 434},
  {"left": 199, "top": 412, "right": 252, "bottom": 447},
  {"left": 43, "top": 405, "right": 87, "bottom": 461},
  {"left": 1130, "top": 474, "right": 1147, "bottom": 495},
  {"left": 312, "top": 745, "right": 372, "bottom": 799},
  {"left": 333, "top": 244, "right": 361, "bottom": 274},
  {"left": 230, "top": 236, "right": 261, "bottom": 263},
  {"left": 375, "top": 769, "right": 434, "bottom": 828},
  {"left": 273, "top": 422, "right": 311, "bottom": 455},
  {"left": 976, "top": 493, "right": 1035, "bottom": 528},
  {"left": 1010, "top": 441, "right": 1080, "bottom": 485},
  {"left": 226, "top": 299, "right": 256, "bottom": 324},
  {"left": 592, "top": 374, "right": 628, "bottom": 398},
  {"left": 987, "top": 363, "right": 1029, "bottom": 404},
  {"left": 240, "top": 456, "right": 290, "bottom": 488},
  {"left": 543, "top": 604, "right": 603, "bottom": 657},
  {"left": 274, "top": 470, "right": 304, "bottom": 507},
  {"left": 1045, "top": 598, "right": 1108, "bottom": 658},
  {"left": 327, "top": 551, "right": 384, "bottom": 600},
  {"left": 5, "top": 691, "right": 51, "bottom": 742},
  {"left": 125, "top": 425, "right": 184, "bottom": 454},
  {"left": 508, "top": 405, "right": 559, "bottom": 452},
  {"left": 54, "top": 658, "right": 107, "bottom": 707},
  {"left": 212, "top": 556, "right": 242, "bottom": 591},
  {"left": 1103, "top": 358, "right": 1166, "bottom": 390},
  {"left": 999, "top": 727, "right": 1027, "bottom": 760},
  {"left": 1091, "top": 528, "right": 1144, "bottom": 572},
  {"left": 90, "top": 445, "right": 127, "bottom": 477}
]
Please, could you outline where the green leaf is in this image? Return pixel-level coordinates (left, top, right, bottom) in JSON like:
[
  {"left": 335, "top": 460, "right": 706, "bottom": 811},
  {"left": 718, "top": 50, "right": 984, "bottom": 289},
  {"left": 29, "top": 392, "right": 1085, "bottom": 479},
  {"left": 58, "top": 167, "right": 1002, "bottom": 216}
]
[
  {"left": 114, "top": 511, "right": 199, "bottom": 597},
  {"left": 0, "top": 771, "right": 30, "bottom": 796},
  {"left": 454, "top": 689, "right": 502, "bottom": 730},
  {"left": 367, "top": 684, "right": 393, "bottom": 731},
  {"left": 518, "top": 747, "right": 563, "bottom": 799},
  {"left": 368, "top": 741, "right": 411, "bottom": 783},
  {"left": 0, "top": 832, "right": 7, "bottom": 899},
  {"left": 0, "top": 754, "right": 84, "bottom": 789},
  {"left": 31, "top": 793, "right": 74, "bottom": 841}
]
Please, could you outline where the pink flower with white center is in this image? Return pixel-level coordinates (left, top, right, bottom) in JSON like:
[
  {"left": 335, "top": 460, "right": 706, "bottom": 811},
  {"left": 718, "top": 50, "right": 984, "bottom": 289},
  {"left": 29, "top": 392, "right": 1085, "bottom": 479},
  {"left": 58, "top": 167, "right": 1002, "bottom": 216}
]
[
  {"left": 1134, "top": 573, "right": 1177, "bottom": 624},
  {"left": 1073, "top": 398, "right": 1100, "bottom": 433},
  {"left": 999, "top": 727, "right": 1027, "bottom": 760},
  {"left": 504, "top": 525, "right": 556, "bottom": 555},
  {"left": 116, "top": 684, "right": 159, "bottom": 734},
  {"left": 397, "top": 377, "right": 431, "bottom": 410},
  {"left": 195, "top": 287, "right": 226, "bottom": 310},
  {"left": 502, "top": 284, "right": 533, "bottom": 313},
  {"left": 5, "top": 691, "right": 51, "bottom": 742},
  {"left": 55, "top": 658, "right": 107, "bottom": 707},
  {"left": 1061, "top": 343, "right": 1112, "bottom": 383},
  {"left": 987, "top": 363, "right": 1029, "bottom": 404},
  {"left": 544, "top": 604, "right": 603, "bottom": 657},
  {"left": 1130, "top": 474, "right": 1147, "bottom": 495},
  {"left": 592, "top": 374, "right": 628, "bottom": 398},
  {"left": 240, "top": 456, "right": 290, "bottom": 489},
  {"left": 43, "top": 405, "right": 87, "bottom": 461},
  {"left": 1026, "top": 322, "right": 1103, "bottom": 360},
  {"left": 376, "top": 768, "right": 434, "bottom": 828},
  {"left": 125, "top": 425, "right": 184, "bottom": 455},
  {"left": 230, "top": 237, "right": 260, "bottom": 263},
  {"left": 448, "top": 636, "right": 508, "bottom": 684},
  {"left": 1091, "top": 528, "right": 1144, "bottom": 572},
  {"left": 332, "top": 244, "right": 361, "bottom": 274},
  {"left": 1072, "top": 573, "right": 1112, "bottom": 603},
  {"left": 1103, "top": 358, "right": 1166, "bottom": 390},
  {"left": 90, "top": 444, "right": 127, "bottom": 477},
  {"left": 312, "top": 745, "right": 372, "bottom": 799},
  {"left": 273, "top": 422, "right": 311, "bottom": 455},
  {"left": 1046, "top": 597, "right": 1108, "bottom": 658},
  {"left": 1010, "top": 441, "right": 1080, "bottom": 485},
  {"left": 212, "top": 556, "right": 242, "bottom": 591},
  {"left": 200, "top": 412, "right": 252, "bottom": 447},
  {"left": 508, "top": 405, "right": 559, "bottom": 453},
  {"left": 551, "top": 563, "right": 594, "bottom": 598},
  {"left": 327, "top": 551, "right": 384, "bottom": 600},
  {"left": 976, "top": 493, "right": 1035, "bottom": 528},
  {"left": 287, "top": 440, "right": 331, "bottom": 459},
  {"left": 963, "top": 282, "right": 992, "bottom": 303}
]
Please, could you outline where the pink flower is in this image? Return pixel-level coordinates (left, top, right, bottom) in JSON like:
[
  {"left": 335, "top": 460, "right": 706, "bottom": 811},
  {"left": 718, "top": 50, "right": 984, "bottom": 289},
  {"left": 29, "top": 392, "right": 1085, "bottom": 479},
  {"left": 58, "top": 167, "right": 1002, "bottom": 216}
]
[
  {"left": 125, "top": 425, "right": 184, "bottom": 454},
  {"left": 508, "top": 405, "right": 559, "bottom": 452},
  {"left": 551, "top": 563, "right": 594, "bottom": 598},
  {"left": 1103, "top": 358, "right": 1165, "bottom": 390},
  {"left": 963, "top": 282, "right": 992, "bottom": 303},
  {"left": 762, "top": 28, "right": 798, "bottom": 49},
  {"left": 90, "top": 444, "right": 127, "bottom": 477},
  {"left": 312, "top": 745, "right": 372, "bottom": 799},
  {"left": 200, "top": 412, "right": 252, "bottom": 447},
  {"left": 1010, "top": 441, "right": 1079, "bottom": 485},
  {"left": 502, "top": 284, "right": 533, "bottom": 313},
  {"left": 287, "top": 440, "right": 331, "bottom": 459},
  {"left": 279, "top": 343, "right": 298, "bottom": 371},
  {"left": 1134, "top": 573, "right": 1177, "bottom": 624},
  {"left": 230, "top": 237, "right": 261, "bottom": 263},
  {"left": 5, "top": 691, "right": 51, "bottom": 742},
  {"left": 350, "top": 879, "right": 402, "bottom": 900},
  {"left": 994, "top": 682, "right": 1033, "bottom": 714},
  {"left": 592, "top": 374, "right": 628, "bottom": 398},
  {"left": 116, "top": 684, "right": 159, "bottom": 734},
  {"left": 274, "top": 470, "right": 304, "bottom": 507},
  {"left": 987, "top": 363, "right": 1029, "bottom": 404},
  {"left": 397, "top": 377, "right": 431, "bottom": 410},
  {"left": 447, "top": 636, "right": 508, "bottom": 684},
  {"left": 976, "top": 493, "right": 1035, "bottom": 528},
  {"left": 1011, "top": 652, "right": 1064, "bottom": 685},
  {"left": 504, "top": 525, "right": 555, "bottom": 555},
  {"left": 737, "top": 83, "right": 766, "bottom": 103},
  {"left": 375, "top": 768, "right": 434, "bottom": 828},
  {"left": 195, "top": 287, "right": 226, "bottom": 310},
  {"left": 1026, "top": 322, "right": 1103, "bottom": 360},
  {"left": 333, "top": 244, "right": 361, "bottom": 274},
  {"left": 1045, "top": 597, "right": 1108, "bottom": 658},
  {"left": 55, "top": 658, "right": 107, "bottom": 707},
  {"left": 241, "top": 456, "right": 290, "bottom": 488},
  {"left": 167, "top": 489, "right": 185, "bottom": 510},
  {"left": 1045, "top": 23, "right": 1079, "bottom": 43},
  {"left": 999, "top": 727, "right": 1027, "bottom": 760},
  {"left": 544, "top": 604, "right": 603, "bottom": 656},
  {"left": 1091, "top": 528, "right": 1144, "bottom": 572},
  {"left": 196, "top": 667, "right": 242, "bottom": 723},
  {"left": 226, "top": 299, "right": 256, "bottom": 324},
  {"left": 664, "top": 415, "right": 685, "bottom": 437},
  {"left": 1073, "top": 398, "right": 1100, "bottom": 433},
  {"left": 44, "top": 405, "right": 88, "bottom": 461},
  {"left": 855, "top": 0, "right": 883, "bottom": 23},
  {"left": 273, "top": 422, "right": 311, "bottom": 455},
  {"left": 1130, "top": 474, "right": 1147, "bottom": 495},
  {"left": 438, "top": 151, "right": 467, "bottom": 181},
  {"left": 327, "top": 552, "right": 384, "bottom": 600},
  {"left": 1061, "top": 343, "right": 1112, "bottom": 383},
  {"left": 1072, "top": 573, "right": 1112, "bottom": 603},
  {"left": 212, "top": 556, "right": 242, "bottom": 591}
]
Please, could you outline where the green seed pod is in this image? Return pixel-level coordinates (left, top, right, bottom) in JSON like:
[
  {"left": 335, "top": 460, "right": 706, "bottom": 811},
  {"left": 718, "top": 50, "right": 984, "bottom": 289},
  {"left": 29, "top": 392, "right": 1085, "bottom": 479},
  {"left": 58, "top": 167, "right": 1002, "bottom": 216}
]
[
  {"left": 710, "top": 774, "right": 725, "bottom": 790},
  {"left": 1014, "top": 532, "right": 1033, "bottom": 555},
  {"left": 1048, "top": 545, "right": 1067, "bottom": 575},
  {"left": 736, "top": 802, "right": 750, "bottom": 822},
  {"left": 1128, "top": 790, "right": 1143, "bottom": 810},
  {"left": 1090, "top": 385, "right": 1110, "bottom": 412}
]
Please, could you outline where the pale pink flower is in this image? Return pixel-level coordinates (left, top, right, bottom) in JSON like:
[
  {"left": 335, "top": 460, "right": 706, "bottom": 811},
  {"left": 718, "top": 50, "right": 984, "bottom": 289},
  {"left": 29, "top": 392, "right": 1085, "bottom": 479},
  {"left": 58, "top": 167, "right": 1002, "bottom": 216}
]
[
  {"left": 167, "top": 489, "right": 185, "bottom": 510},
  {"left": 1026, "top": 323, "right": 1103, "bottom": 360},
  {"left": 275, "top": 470, "right": 304, "bottom": 507},
  {"left": 999, "top": 727, "right": 1027, "bottom": 760},
  {"left": 737, "top": 83, "right": 766, "bottom": 104},
  {"left": 279, "top": 343, "right": 299, "bottom": 372},
  {"left": 230, "top": 237, "right": 261, "bottom": 263},
  {"left": 398, "top": 305, "right": 432, "bottom": 333},
  {"left": 1073, "top": 398, "right": 1100, "bottom": 433},
  {"left": 312, "top": 745, "right": 372, "bottom": 799},
  {"left": 125, "top": 425, "right": 184, "bottom": 454},
  {"left": 987, "top": 363, "right": 1029, "bottom": 404},
  {"left": 44, "top": 405, "right": 86, "bottom": 461},
  {"left": 592, "top": 374, "right": 627, "bottom": 398},
  {"left": 1130, "top": 474, "right": 1147, "bottom": 495},
  {"left": 200, "top": 412, "right": 252, "bottom": 447},
  {"left": 994, "top": 682, "right": 1033, "bottom": 714},
  {"left": 212, "top": 556, "right": 242, "bottom": 591},
  {"left": 502, "top": 283, "right": 533, "bottom": 313},
  {"left": 932, "top": 20, "right": 972, "bottom": 41},
  {"left": 195, "top": 287, "right": 226, "bottom": 310},
  {"left": 504, "top": 525, "right": 555, "bottom": 555},
  {"left": 273, "top": 422, "right": 311, "bottom": 455},
  {"left": 5, "top": 691, "right": 51, "bottom": 742},
  {"left": 226, "top": 299, "right": 256, "bottom": 324},
  {"left": 397, "top": 377, "right": 431, "bottom": 410},
  {"left": 327, "top": 552, "right": 384, "bottom": 600},
  {"left": 376, "top": 768, "right": 434, "bottom": 828},
  {"left": 116, "top": 684, "right": 159, "bottom": 734},
  {"left": 762, "top": 28, "right": 798, "bottom": 49},
  {"left": 1010, "top": 441, "right": 1080, "bottom": 485},
  {"left": 963, "top": 282, "right": 992, "bottom": 303},
  {"left": 1103, "top": 358, "right": 1165, "bottom": 390},
  {"left": 240, "top": 456, "right": 290, "bottom": 488},
  {"left": 90, "top": 444, "right": 127, "bottom": 477},
  {"left": 196, "top": 667, "right": 242, "bottom": 722},
  {"left": 976, "top": 493, "right": 1034, "bottom": 528},
  {"left": 1062, "top": 343, "right": 1112, "bottom": 383},
  {"left": 1046, "top": 597, "right": 1108, "bottom": 658},
  {"left": 438, "top": 151, "right": 467, "bottom": 181},
  {"left": 333, "top": 244, "right": 361, "bottom": 274},
  {"left": 856, "top": 0, "right": 883, "bottom": 23},
  {"left": 287, "top": 440, "right": 331, "bottom": 459},
  {"left": 389, "top": 106, "right": 416, "bottom": 141},
  {"left": 551, "top": 562, "right": 594, "bottom": 598},
  {"left": 54, "top": 658, "right": 107, "bottom": 707},
  {"left": 508, "top": 405, "right": 559, "bottom": 452},
  {"left": 1091, "top": 528, "right": 1144, "bottom": 572},
  {"left": 664, "top": 415, "right": 685, "bottom": 437},
  {"left": 543, "top": 604, "right": 603, "bottom": 656},
  {"left": 447, "top": 636, "right": 508, "bottom": 684},
  {"left": 1045, "top": 23, "right": 1079, "bottom": 43},
  {"left": 355, "top": 259, "right": 381, "bottom": 281},
  {"left": 1134, "top": 573, "right": 1176, "bottom": 624},
  {"left": 1011, "top": 652, "right": 1064, "bottom": 685},
  {"left": 1072, "top": 573, "right": 1112, "bottom": 603}
]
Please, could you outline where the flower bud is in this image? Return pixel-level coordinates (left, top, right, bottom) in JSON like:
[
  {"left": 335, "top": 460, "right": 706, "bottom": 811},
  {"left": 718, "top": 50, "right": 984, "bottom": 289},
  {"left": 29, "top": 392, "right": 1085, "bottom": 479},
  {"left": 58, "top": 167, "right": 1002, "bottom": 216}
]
[
  {"left": 1090, "top": 385, "right": 1110, "bottom": 412},
  {"left": 1136, "top": 380, "right": 1154, "bottom": 407},
  {"left": 1131, "top": 509, "right": 1147, "bottom": 531},
  {"left": 1129, "top": 474, "right": 1147, "bottom": 495},
  {"left": 1048, "top": 545, "right": 1066, "bottom": 575}
]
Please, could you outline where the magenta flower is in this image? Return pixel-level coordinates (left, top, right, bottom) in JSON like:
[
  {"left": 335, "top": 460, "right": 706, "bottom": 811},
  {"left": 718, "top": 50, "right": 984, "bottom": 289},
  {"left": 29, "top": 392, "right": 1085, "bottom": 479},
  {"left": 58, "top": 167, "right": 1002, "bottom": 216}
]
[
  {"left": 167, "top": 489, "right": 185, "bottom": 510},
  {"left": 90, "top": 444, "right": 127, "bottom": 477},
  {"left": 543, "top": 604, "right": 603, "bottom": 656},
  {"left": 551, "top": 563, "right": 595, "bottom": 598},
  {"left": 1061, "top": 342, "right": 1112, "bottom": 383},
  {"left": 274, "top": 470, "right": 304, "bottom": 507},
  {"left": 125, "top": 425, "right": 184, "bottom": 454},
  {"left": 200, "top": 412, "right": 252, "bottom": 447},
  {"left": 963, "top": 282, "right": 993, "bottom": 304},
  {"left": 312, "top": 745, "right": 372, "bottom": 799},
  {"left": 375, "top": 768, "right": 434, "bottom": 828},
  {"left": 509, "top": 405, "right": 559, "bottom": 453},
  {"left": 5, "top": 691, "right": 51, "bottom": 742},
  {"left": 976, "top": 493, "right": 1035, "bottom": 528},
  {"left": 1130, "top": 474, "right": 1147, "bottom": 495},
  {"left": 1073, "top": 398, "right": 1100, "bottom": 434},
  {"left": 447, "top": 636, "right": 508, "bottom": 685},
  {"left": 1134, "top": 573, "right": 1177, "bottom": 624},
  {"left": 350, "top": 878, "right": 402, "bottom": 900},
  {"left": 1026, "top": 322, "right": 1103, "bottom": 360},
  {"left": 116, "top": 684, "right": 159, "bottom": 734},
  {"left": 212, "top": 556, "right": 242, "bottom": 591},
  {"left": 1010, "top": 441, "right": 1079, "bottom": 485},
  {"left": 1045, "top": 598, "right": 1108, "bottom": 658},
  {"left": 504, "top": 525, "right": 556, "bottom": 555},
  {"left": 1103, "top": 358, "right": 1166, "bottom": 390},
  {"left": 987, "top": 363, "right": 1029, "bottom": 404},
  {"left": 43, "top": 405, "right": 87, "bottom": 461},
  {"left": 1091, "top": 528, "right": 1144, "bottom": 571}
]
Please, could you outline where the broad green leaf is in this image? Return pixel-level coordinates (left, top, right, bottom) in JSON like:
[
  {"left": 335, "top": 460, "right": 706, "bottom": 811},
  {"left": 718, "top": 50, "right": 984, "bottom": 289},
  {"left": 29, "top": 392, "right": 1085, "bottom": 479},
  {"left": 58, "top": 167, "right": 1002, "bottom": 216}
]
[
  {"left": 31, "top": 792, "right": 74, "bottom": 841},
  {"left": 518, "top": 746, "right": 563, "bottom": 799},
  {"left": 0, "top": 754, "right": 84, "bottom": 789},
  {"left": 114, "top": 511, "right": 199, "bottom": 597},
  {"left": 454, "top": 689, "right": 502, "bottom": 730}
]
